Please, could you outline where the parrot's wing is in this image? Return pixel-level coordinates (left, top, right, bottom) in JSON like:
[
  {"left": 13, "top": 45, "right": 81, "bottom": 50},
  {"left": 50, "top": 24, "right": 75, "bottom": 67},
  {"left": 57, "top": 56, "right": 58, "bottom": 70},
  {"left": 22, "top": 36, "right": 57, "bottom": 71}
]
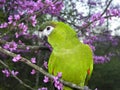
[
  {"left": 48, "top": 52, "right": 61, "bottom": 75},
  {"left": 48, "top": 44, "right": 93, "bottom": 86},
  {"left": 75, "top": 44, "right": 93, "bottom": 86},
  {"left": 48, "top": 52, "right": 56, "bottom": 75}
]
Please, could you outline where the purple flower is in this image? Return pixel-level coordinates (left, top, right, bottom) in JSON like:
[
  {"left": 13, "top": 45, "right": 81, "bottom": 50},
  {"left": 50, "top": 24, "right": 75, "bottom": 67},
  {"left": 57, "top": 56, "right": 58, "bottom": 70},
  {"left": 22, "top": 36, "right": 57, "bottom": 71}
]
[
  {"left": 12, "top": 54, "right": 21, "bottom": 62},
  {"left": 57, "top": 72, "right": 62, "bottom": 78},
  {"left": 94, "top": 55, "right": 110, "bottom": 64},
  {"left": 38, "top": 87, "right": 48, "bottom": 90},
  {"left": 111, "top": 9, "right": 119, "bottom": 16},
  {"left": 31, "top": 57, "right": 36, "bottom": 64},
  {"left": 43, "top": 61, "right": 48, "bottom": 69},
  {"left": 90, "top": 13, "right": 101, "bottom": 21},
  {"left": 2, "top": 69, "right": 10, "bottom": 77},
  {"left": 83, "top": 39, "right": 93, "bottom": 44},
  {"left": 4, "top": 41, "right": 18, "bottom": 51},
  {"left": 53, "top": 77, "right": 63, "bottom": 90},
  {"left": 14, "top": 14, "right": 20, "bottom": 20},
  {"left": 36, "top": 0, "right": 44, "bottom": 9},
  {"left": 88, "top": 1, "right": 96, "bottom": 6},
  {"left": 99, "top": 17, "right": 105, "bottom": 25},
  {"left": 43, "top": 76, "right": 49, "bottom": 83},
  {"left": 13, "top": 22, "right": 17, "bottom": 26},
  {"left": 53, "top": 73, "right": 63, "bottom": 90},
  {"left": 0, "top": 22, "right": 8, "bottom": 28},
  {"left": 26, "top": 46, "right": 30, "bottom": 50},
  {"left": 8, "top": 15, "right": 13, "bottom": 24},
  {"left": 45, "top": 43, "right": 52, "bottom": 51},
  {"left": 0, "top": 0, "right": 6, "bottom": 7},
  {"left": 11, "top": 70, "right": 19, "bottom": 76},
  {"left": 30, "top": 69, "right": 36, "bottom": 75},
  {"left": 43, "top": 0, "right": 63, "bottom": 15},
  {"left": 90, "top": 45, "right": 95, "bottom": 51},
  {"left": 15, "top": 32, "right": 19, "bottom": 38},
  {"left": 30, "top": 15, "right": 37, "bottom": 27},
  {"left": 52, "top": 0, "right": 63, "bottom": 15},
  {"left": 18, "top": 23, "right": 28, "bottom": 34}
]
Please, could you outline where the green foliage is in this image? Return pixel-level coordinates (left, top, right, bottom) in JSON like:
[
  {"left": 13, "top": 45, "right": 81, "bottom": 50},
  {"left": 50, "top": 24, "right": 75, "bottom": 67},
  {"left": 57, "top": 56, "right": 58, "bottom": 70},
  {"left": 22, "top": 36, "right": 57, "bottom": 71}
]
[{"left": 89, "top": 58, "right": 120, "bottom": 90}]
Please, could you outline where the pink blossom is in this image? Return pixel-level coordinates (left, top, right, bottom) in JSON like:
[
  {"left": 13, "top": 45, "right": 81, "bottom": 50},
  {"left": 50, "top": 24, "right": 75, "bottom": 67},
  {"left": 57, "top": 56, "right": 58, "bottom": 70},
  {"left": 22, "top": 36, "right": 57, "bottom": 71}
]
[
  {"left": 4, "top": 41, "right": 18, "bottom": 51},
  {"left": 99, "top": 17, "right": 105, "bottom": 25},
  {"left": 12, "top": 54, "right": 21, "bottom": 62},
  {"left": 26, "top": 46, "right": 30, "bottom": 50},
  {"left": 94, "top": 55, "right": 110, "bottom": 64},
  {"left": 43, "top": 61, "right": 48, "bottom": 69},
  {"left": 2, "top": 69, "right": 10, "bottom": 77},
  {"left": 30, "top": 15, "right": 37, "bottom": 27},
  {"left": 14, "top": 14, "right": 20, "bottom": 20},
  {"left": 8, "top": 15, "right": 13, "bottom": 21},
  {"left": 18, "top": 23, "right": 28, "bottom": 34},
  {"left": 90, "top": 12, "right": 101, "bottom": 21},
  {"left": 53, "top": 76, "right": 63, "bottom": 90},
  {"left": 11, "top": 70, "right": 19, "bottom": 76},
  {"left": 13, "top": 22, "right": 16, "bottom": 26},
  {"left": 0, "top": 22, "right": 8, "bottom": 28},
  {"left": 43, "top": 76, "right": 49, "bottom": 83},
  {"left": 57, "top": 72, "right": 62, "bottom": 78},
  {"left": 30, "top": 69, "right": 36, "bottom": 75},
  {"left": 31, "top": 57, "right": 36, "bottom": 64},
  {"left": 0, "top": 0, "right": 6, "bottom": 7},
  {"left": 15, "top": 32, "right": 19, "bottom": 38},
  {"left": 53, "top": 73, "right": 63, "bottom": 90},
  {"left": 38, "top": 87, "right": 48, "bottom": 90},
  {"left": 8, "top": 15, "right": 13, "bottom": 24}
]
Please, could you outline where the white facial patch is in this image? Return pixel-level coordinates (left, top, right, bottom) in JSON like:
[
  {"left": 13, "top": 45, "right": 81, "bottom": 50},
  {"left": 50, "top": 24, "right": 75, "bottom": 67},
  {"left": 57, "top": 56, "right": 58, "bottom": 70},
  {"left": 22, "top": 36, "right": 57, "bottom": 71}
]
[
  {"left": 42, "top": 26, "right": 54, "bottom": 37},
  {"left": 34, "top": 26, "right": 54, "bottom": 38}
]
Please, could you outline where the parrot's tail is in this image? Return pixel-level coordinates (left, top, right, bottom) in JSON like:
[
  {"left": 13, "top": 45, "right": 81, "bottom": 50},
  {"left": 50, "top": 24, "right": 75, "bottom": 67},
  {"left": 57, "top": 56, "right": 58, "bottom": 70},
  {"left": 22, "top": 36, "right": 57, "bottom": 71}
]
[{"left": 63, "top": 86, "right": 73, "bottom": 90}]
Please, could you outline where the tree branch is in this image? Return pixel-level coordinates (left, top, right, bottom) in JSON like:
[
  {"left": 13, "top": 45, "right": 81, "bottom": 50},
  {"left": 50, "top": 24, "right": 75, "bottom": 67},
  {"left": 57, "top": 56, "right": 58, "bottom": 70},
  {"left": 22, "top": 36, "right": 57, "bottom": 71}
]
[
  {"left": 78, "top": 14, "right": 114, "bottom": 32},
  {"left": 0, "top": 46, "right": 90, "bottom": 90},
  {"left": 101, "top": 0, "right": 113, "bottom": 16},
  {"left": 0, "top": 59, "right": 35, "bottom": 90}
]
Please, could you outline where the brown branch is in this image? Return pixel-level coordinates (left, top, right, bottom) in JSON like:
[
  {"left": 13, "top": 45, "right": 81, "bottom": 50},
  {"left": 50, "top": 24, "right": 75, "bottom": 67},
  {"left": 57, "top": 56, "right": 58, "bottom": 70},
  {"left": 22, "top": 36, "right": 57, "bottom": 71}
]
[
  {"left": 101, "top": 0, "right": 113, "bottom": 16},
  {"left": 75, "top": 0, "right": 113, "bottom": 32},
  {"left": 0, "top": 46, "right": 90, "bottom": 90},
  {"left": 0, "top": 59, "right": 35, "bottom": 90}
]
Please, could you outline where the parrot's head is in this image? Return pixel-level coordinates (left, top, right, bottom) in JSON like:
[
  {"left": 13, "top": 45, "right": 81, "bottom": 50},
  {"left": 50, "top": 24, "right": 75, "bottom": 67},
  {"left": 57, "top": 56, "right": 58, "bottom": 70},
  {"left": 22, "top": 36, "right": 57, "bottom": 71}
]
[{"left": 35, "top": 21, "right": 77, "bottom": 49}]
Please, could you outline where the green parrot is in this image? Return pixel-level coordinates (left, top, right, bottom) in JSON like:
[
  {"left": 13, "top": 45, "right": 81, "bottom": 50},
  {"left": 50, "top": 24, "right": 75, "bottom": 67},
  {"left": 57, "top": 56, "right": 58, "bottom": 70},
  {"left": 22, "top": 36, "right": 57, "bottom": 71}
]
[{"left": 37, "top": 21, "right": 93, "bottom": 90}]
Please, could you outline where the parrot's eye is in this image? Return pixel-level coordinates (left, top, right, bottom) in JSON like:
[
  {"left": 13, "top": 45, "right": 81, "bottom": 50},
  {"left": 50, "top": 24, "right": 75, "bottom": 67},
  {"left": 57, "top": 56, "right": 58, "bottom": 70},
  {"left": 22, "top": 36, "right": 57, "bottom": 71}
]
[
  {"left": 42, "top": 26, "right": 54, "bottom": 36},
  {"left": 46, "top": 26, "right": 50, "bottom": 31}
]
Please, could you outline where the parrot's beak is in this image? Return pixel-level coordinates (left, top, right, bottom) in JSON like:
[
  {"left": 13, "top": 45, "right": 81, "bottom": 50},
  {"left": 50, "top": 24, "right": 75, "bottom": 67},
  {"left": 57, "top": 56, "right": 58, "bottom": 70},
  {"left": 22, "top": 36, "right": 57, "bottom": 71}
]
[
  {"left": 33, "top": 30, "right": 47, "bottom": 41},
  {"left": 33, "top": 30, "right": 52, "bottom": 51}
]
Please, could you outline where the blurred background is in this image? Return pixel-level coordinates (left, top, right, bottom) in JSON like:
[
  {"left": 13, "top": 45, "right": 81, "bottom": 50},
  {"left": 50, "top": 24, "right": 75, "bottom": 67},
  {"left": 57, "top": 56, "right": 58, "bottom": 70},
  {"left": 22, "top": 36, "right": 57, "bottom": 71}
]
[{"left": 0, "top": 0, "right": 120, "bottom": 90}]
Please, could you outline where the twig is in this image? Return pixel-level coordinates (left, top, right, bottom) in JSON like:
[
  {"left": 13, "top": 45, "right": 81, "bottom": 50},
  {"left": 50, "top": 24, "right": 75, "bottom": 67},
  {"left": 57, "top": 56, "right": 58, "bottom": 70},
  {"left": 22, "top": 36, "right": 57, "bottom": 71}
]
[
  {"left": 0, "top": 59, "right": 35, "bottom": 90},
  {"left": 78, "top": 14, "right": 114, "bottom": 32},
  {"left": 19, "top": 0, "right": 59, "bottom": 22},
  {"left": 101, "top": 0, "right": 113, "bottom": 16},
  {"left": 0, "top": 46, "right": 89, "bottom": 90},
  {"left": 76, "top": 0, "right": 113, "bottom": 32}
]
